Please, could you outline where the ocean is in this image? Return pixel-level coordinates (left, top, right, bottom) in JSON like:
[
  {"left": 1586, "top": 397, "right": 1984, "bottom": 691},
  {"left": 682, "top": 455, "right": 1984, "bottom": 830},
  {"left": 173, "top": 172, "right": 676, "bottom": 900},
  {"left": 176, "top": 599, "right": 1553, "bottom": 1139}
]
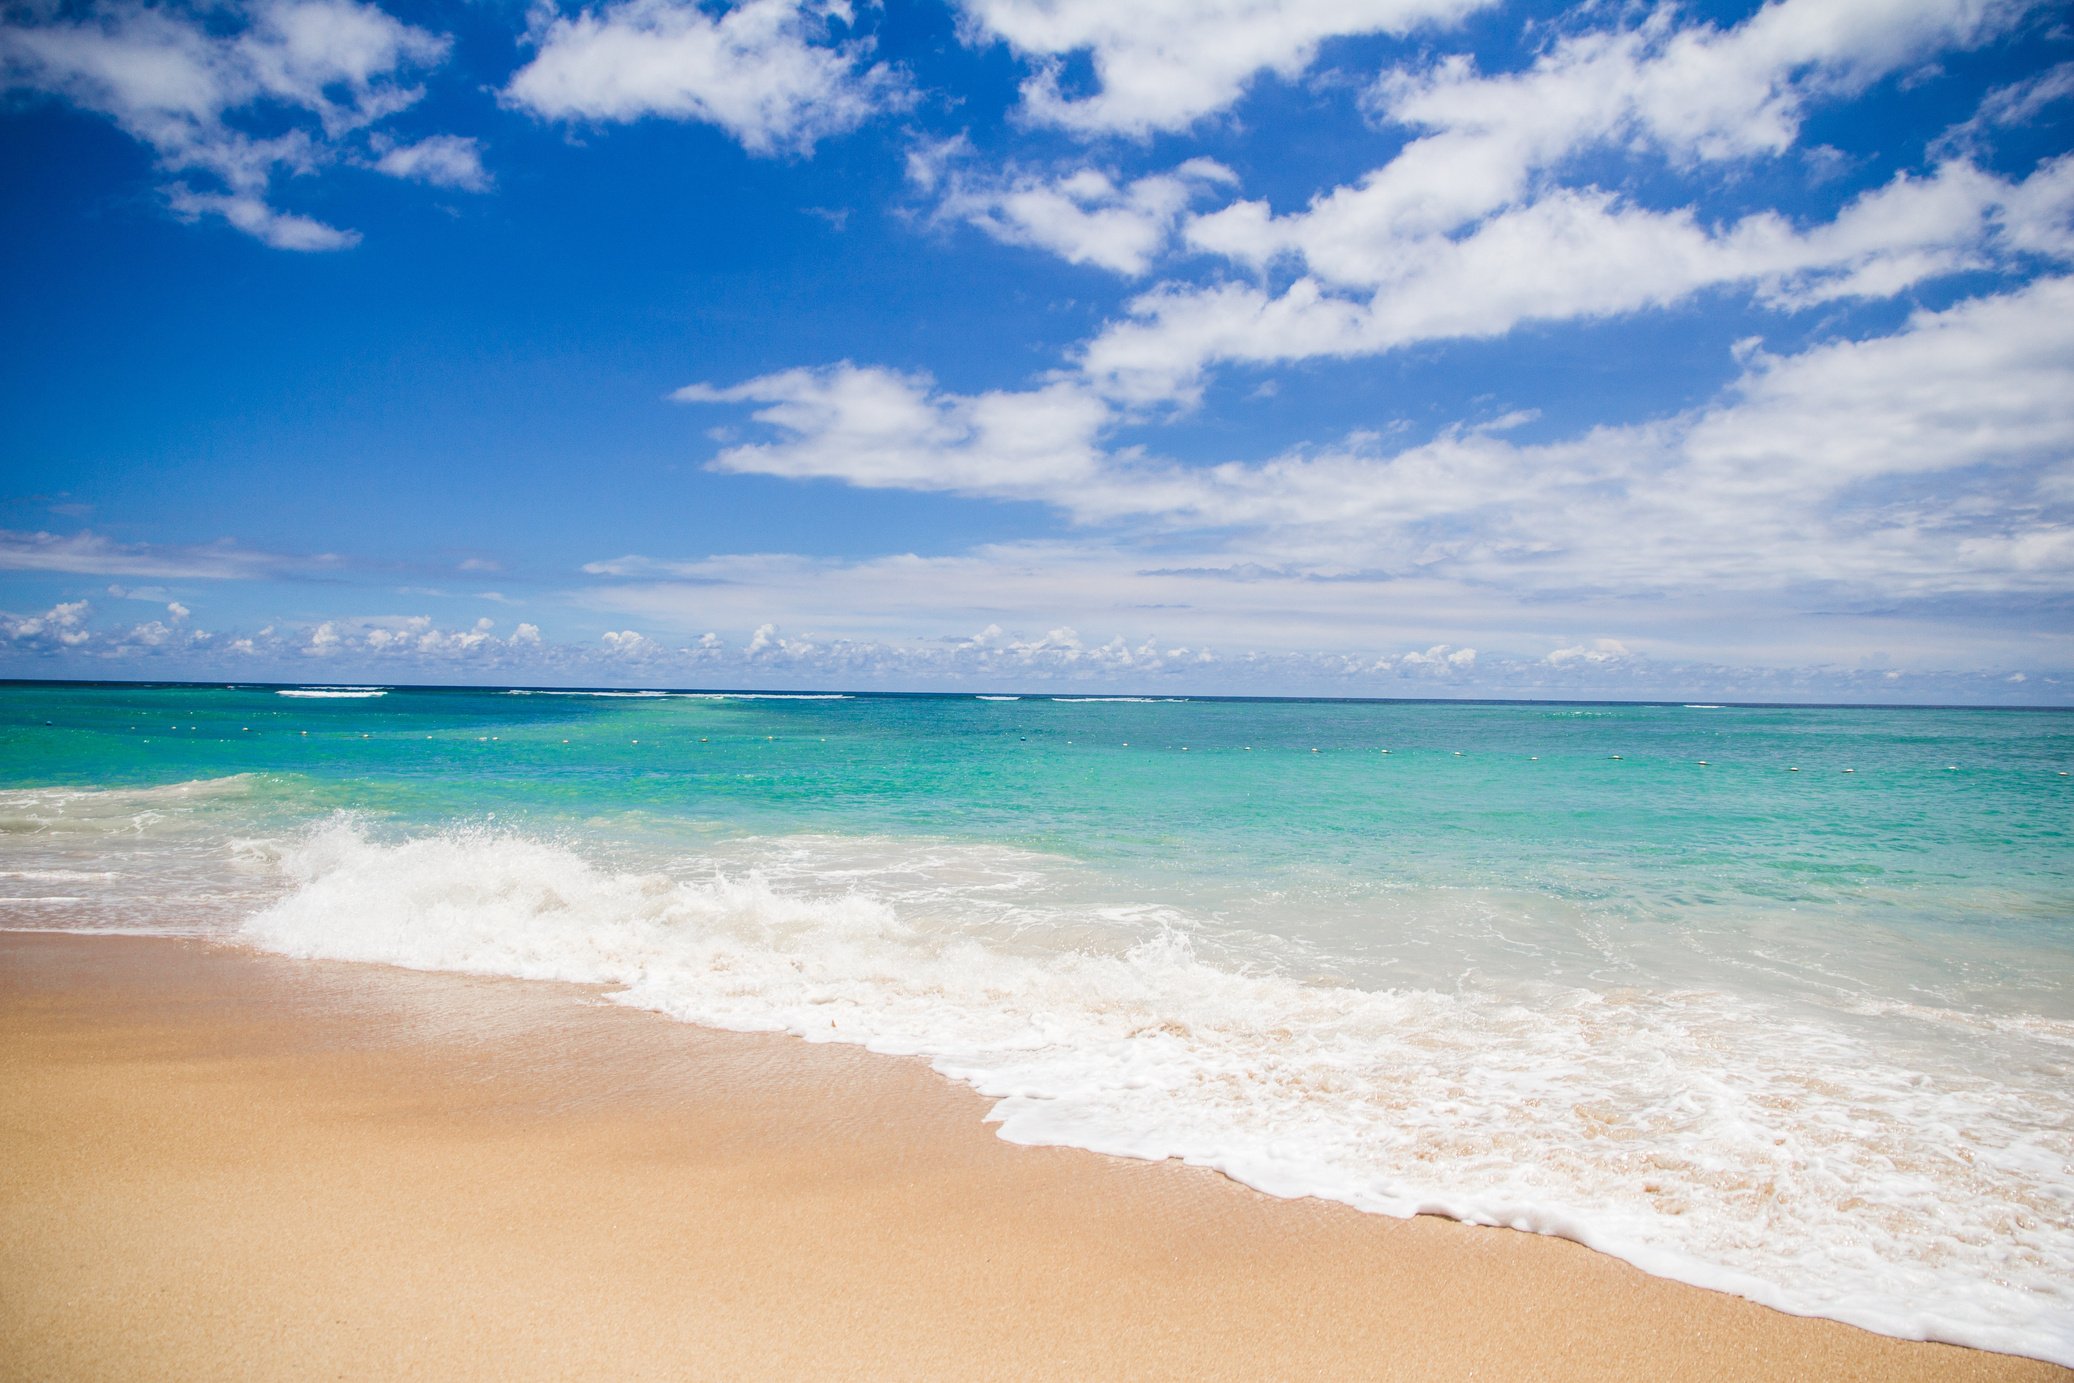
[{"left": 2, "top": 681, "right": 2069, "bottom": 1363}]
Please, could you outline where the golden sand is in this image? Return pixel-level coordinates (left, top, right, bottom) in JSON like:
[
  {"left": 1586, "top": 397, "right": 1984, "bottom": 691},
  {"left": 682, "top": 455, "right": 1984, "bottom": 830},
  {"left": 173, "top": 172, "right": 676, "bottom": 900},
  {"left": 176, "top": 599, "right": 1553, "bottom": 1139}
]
[{"left": 2, "top": 931, "right": 2064, "bottom": 1382}]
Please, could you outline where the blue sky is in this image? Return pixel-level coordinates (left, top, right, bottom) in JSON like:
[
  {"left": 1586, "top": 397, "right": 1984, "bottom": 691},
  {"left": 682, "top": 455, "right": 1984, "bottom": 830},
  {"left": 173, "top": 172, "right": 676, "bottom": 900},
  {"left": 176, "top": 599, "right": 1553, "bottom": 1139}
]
[{"left": 2, "top": 0, "right": 2070, "bottom": 700}]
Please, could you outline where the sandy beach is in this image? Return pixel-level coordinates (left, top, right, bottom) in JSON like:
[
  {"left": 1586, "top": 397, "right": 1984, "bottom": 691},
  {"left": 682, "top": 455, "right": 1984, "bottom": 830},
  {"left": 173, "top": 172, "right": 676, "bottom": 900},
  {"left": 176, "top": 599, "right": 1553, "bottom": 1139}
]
[{"left": 1, "top": 932, "right": 2062, "bottom": 1381}]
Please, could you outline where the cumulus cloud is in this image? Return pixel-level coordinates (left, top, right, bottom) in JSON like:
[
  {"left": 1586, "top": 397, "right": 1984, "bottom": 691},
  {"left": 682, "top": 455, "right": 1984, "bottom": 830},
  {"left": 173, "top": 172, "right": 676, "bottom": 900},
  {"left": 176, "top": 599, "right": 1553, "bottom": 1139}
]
[
  {"left": 1546, "top": 639, "right": 1630, "bottom": 667},
  {"left": 600, "top": 628, "right": 658, "bottom": 657},
  {"left": 676, "top": 364, "right": 1114, "bottom": 498},
  {"left": 1, "top": 588, "right": 2049, "bottom": 700},
  {"left": 0, "top": 0, "right": 458, "bottom": 247},
  {"left": 506, "top": 0, "right": 903, "bottom": 154},
  {"left": 278, "top": 614, "right": 554, "bottom": 663},
  {"left": 953, "top": 0, "right": 1495, "bottom": 137},
  {"left": 367, "top": 132, "right": 490, "bottom": 190},
  {"left": 1, "top": 600, "right": 93, "bottom": 648},
  {"left": 925, "top": 155, "right": 1237, "bottom": 274}
]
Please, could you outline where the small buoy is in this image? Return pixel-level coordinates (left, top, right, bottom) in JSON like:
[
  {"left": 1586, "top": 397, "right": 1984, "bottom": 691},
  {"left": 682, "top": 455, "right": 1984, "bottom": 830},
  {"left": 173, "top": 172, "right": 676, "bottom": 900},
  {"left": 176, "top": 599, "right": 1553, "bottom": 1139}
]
[
  {"left": 700, "top": 737, "right": 708, "bottom": 743},
  {"left": 1181, "top": 746, "right": 1189, "bottom": 751},
  {"left": 491, "top": 736, "right": 499, "bottom": 741},
  {"left": 241, "top": 726, "right": 249, "bottom": 732},
  {"left": 631, "top": 738, "right": 639, "bottom": 744},
  {"left": 1243, "top": 746, "right": 1252, "bottom": 751},
  {"left": 1123, "top": 742, "right": 1130, "bottom": 747},
  {"left": 1843, "top": 768, "right": 1855, "bottom": 774},
  {"left": 1452, "top": 751, "right": 1463, "bottom": 757},
  {"left": 1788, "top": 766, "right": 1800, "bottom": 772},
  {"left": 1609, "top": 755, "right": 1622, "bottom": 760},
  {"left": 1311, "top": 748, "right": 1320, "bottom": 753},
  {"left": 1529, "top": 756, "right": 1539, "bottom": 761},
  {"left": 562, "top": 738, "right": 570, "bottom": 744},
  {"left": 1379, "top": 749, "right": 1389, "bottom": 754},
  {"left": 300, "top": 730, "right": 307, "bottom": 736},
  {"left": 1697, "top": 760, "right": 1709, "bottom": 766}
]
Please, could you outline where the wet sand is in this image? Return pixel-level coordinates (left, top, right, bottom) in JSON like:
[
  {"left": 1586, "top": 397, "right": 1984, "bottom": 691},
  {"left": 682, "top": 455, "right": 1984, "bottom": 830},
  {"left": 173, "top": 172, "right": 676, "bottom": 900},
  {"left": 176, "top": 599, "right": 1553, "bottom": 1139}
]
[{"left": 2, "top": 930, "right": 2064, "bottom": 1382}]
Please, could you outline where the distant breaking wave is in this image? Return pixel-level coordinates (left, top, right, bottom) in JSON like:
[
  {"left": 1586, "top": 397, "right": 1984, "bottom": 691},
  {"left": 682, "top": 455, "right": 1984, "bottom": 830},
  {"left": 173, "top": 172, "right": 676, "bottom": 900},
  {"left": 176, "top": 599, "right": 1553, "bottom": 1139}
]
[
  {"left": 502, "top": 690, "right": 852, "bottom": 701},
  {"left": 679, "top": 693, "right": 852, "bottom": 701},
  {"left": 279, "top": 688, "right": 387, "bottom": 698},
  {"left": 504, "top": 690, "right": 670, "bottom": 698},
  {"left": 1051, "top": 697, "right": 1189, "bottom": 703}
]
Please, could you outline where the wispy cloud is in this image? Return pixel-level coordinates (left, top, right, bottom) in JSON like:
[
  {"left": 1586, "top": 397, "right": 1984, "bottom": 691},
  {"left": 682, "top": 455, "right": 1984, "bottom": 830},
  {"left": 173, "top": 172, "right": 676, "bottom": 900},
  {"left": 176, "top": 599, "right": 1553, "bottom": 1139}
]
[{"left": 0, "top": 529, "right": 294, "bottom": 580}]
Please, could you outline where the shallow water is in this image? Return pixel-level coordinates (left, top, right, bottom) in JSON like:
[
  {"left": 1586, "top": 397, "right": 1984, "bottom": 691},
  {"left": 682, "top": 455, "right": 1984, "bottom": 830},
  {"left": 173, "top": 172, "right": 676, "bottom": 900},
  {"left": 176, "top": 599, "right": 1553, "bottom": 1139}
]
[{"left": 2, "top": 681, "right": 2069, "bottom": 1363}]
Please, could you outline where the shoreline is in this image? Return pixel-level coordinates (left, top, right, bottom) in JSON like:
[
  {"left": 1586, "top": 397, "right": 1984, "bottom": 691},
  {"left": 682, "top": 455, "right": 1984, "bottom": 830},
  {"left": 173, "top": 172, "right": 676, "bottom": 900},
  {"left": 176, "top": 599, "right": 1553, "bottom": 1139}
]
[{"left": 3, "top": 931, "right": 2065, "bottom": 1381}]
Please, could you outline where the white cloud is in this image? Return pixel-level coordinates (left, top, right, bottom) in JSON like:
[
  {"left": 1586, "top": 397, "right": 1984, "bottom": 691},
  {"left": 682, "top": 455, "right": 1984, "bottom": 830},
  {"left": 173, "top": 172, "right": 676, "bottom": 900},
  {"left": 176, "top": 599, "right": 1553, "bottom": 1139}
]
[
  {"left": 1092, "top": 158, "right": 2072, "bottom": 403},
  {"left": 1546, "top": 639, "right": 1630, "bottom": 667},
  {"left": 2, "top": 586, "right": 2052, "bottom": 699},
  {"left": 295, "top": 614, "right": 550, "bottom": 661},
  {"left": 1934, "top": 60, "right": 2074, "bottom": 158},
  {"left": 1395, "top": 644, "right": 1477, "bottom": 672},
  {"left": 675, "top": 364, "right": 1113, "bottom": 498},
  {"left": 1051, "top": 0, "right": 2051, "bottom": 402},
  {"left": 953, "top": 0, "right": 1496, "bottom": 137},
  {"left": 506, "top": 0, "right": 902, "bottom": 154},
  {"left": 2, "top": 600, "right": 93, "bottom": 647},
  {"left": 927, "top": 156, "right": 1236, "bottom": 274},
  {"left": 368, "top": 133, "right": 490, "bottom": 191},
  {"left": 0, "top": 529, "right": 287, "bottom": 579},
  {"left": 677, "top": 275, "right": 2074, "bottom": 635},
  {"left": 600, "top": 628, "right": 661, "bottom": 659},
  {"left": 0, "top": 0, "right": 456, "bottom": 247}
]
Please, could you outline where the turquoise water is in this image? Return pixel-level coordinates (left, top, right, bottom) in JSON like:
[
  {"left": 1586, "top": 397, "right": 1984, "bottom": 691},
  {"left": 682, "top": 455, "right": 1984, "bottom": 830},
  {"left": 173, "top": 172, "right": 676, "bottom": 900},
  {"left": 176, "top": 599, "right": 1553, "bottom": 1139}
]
[{"left": 3, "top": 682, "right": 2071, "bottom": 1361}]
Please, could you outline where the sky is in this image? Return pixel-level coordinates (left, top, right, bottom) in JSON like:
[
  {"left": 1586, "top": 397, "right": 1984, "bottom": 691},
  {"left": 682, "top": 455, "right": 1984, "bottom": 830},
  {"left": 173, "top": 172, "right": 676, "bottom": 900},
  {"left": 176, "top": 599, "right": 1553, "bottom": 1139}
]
[{"left": 1, "top": 0, "right": 2071, "bottom": 701}]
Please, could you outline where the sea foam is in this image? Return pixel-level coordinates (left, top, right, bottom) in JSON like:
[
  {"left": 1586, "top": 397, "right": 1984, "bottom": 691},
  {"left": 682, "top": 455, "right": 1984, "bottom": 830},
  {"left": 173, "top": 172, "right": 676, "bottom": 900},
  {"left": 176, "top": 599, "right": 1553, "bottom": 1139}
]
[{"left": 239, "top": 818, "right": 2074, "bottom": 1366}]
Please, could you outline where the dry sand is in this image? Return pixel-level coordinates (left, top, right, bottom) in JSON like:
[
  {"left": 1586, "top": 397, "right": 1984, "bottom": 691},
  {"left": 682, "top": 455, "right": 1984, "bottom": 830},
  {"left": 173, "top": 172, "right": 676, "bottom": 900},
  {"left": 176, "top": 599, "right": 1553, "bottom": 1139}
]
[{"left": 3, "top": 930, "right": 2065, "bottom": 1382}]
